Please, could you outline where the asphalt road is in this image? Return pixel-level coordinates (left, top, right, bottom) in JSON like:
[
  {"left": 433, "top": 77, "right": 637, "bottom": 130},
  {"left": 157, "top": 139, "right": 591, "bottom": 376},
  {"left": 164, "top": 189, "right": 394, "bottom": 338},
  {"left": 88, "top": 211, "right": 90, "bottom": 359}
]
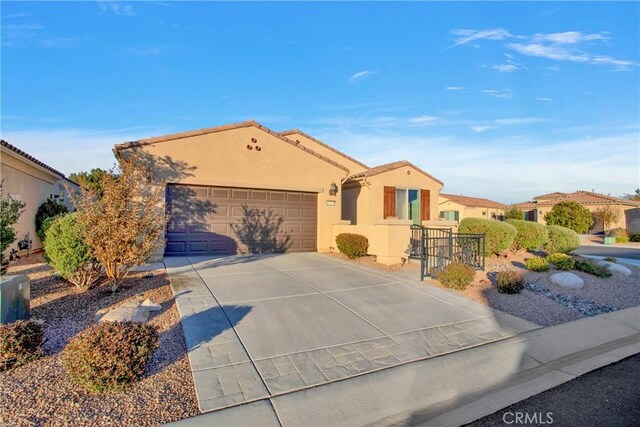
[
  {"left": 466, "top": 354, "right": 640, "bottom": 427},
  {"left": 575, "top": 245, "right": 640, "bottom": 260}
]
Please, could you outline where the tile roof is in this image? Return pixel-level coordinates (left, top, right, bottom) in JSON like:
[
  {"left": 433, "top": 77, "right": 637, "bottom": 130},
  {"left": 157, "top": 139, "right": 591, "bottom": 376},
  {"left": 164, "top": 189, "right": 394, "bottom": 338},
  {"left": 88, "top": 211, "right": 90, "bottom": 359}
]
[
  {"left": 440, "top": 193, "right": 507, "bottom": 209},
  {"left": 279, "top": 129, "right": 369, "bottom": 171},
  {"left": 514, "top": 191, "right": 640, "bottom": 209},
  {"left": 114, "top": 120, "right": 351, "bottom": 173},
  {"left": 1, "top": 139, "right": 66, "bottom": 179},
  {"left": 346, "top": 160, "right": 444, "bottom": 186}
]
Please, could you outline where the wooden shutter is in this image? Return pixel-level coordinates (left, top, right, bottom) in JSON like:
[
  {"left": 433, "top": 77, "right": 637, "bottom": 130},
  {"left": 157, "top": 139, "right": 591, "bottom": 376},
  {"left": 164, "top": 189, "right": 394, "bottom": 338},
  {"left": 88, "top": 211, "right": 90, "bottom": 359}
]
[
  {"left": 383, "top": 186, "right": 396, "bottom": 218},
  {"left": 420, "top": 189, "right": 431, "bottom": 221}
]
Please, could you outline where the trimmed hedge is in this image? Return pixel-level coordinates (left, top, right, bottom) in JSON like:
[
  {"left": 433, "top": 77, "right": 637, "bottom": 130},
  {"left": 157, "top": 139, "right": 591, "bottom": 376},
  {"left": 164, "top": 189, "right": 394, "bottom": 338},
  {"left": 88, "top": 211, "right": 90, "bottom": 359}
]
[
  {"left": 335, "top": 233, "right": 369, "bottom": 259},
  {"left": 547, "top": 253, "right": 575, "bottom": 270},
  {"left": 496, "top": 270, "right": 524, "bottom": 294},
  {"left": 63, "top": 321, "right": 159, "bottom": 392},
  {"left": 525, "top": 257, "right": 549, "bottom": 272},
  {"left": 458, "top": 218, "right": 517, "bottom": 256},
  {"left": 545, "top": 225, "right": 580, "bottom": 254},
  {"left": 505, "top": 219, "right": 548, "bottom": 251},
  {"left": 436, "top": 262, "right": 475, "bottom": 290},
  {"left": 0, "top": 320, "right": 43, "bottom": 370}
]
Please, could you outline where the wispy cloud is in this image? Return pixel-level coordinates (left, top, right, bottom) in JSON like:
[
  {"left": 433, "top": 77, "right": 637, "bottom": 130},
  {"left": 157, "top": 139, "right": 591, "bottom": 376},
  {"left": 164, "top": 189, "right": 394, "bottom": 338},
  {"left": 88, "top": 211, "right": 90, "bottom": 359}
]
[
  {"left": 97, "top": 2, "right": 135, "bottom": 17},
  {"left": 445, "top": 86, "right": 464, "bottom": 90},
  {"left": 348, "top": 70, "right": 377, "bottom": 84},
  {"left": 482, "top": 89, "right": 515, "bottom": 99},
  {"left": 408, "top": 115, "right": 439, "bottom": 126},
  {"left": 494, "top": 117, "right": 544, "bottom": 125},
  {"left": 121, "top": 46, "right": 166, "bottom": 56},
  {"left": 470, "top": 126, "right": 495, "bottom": 133},
  {"left": 535, "top": 97, "right": 553, "bottom": 102},
  {"left": 449, "top": 28, "right": 511, "bottom": 47},
  {"left": 1, "top": 14, "right": 80, "bottom": 48}
]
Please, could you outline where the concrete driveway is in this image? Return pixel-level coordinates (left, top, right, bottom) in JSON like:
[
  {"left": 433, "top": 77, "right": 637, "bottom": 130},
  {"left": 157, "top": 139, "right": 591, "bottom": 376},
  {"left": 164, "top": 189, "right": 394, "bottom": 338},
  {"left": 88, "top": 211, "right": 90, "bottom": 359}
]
[{"left": 165, "top": 253, "right": 537, "bottom": 415}]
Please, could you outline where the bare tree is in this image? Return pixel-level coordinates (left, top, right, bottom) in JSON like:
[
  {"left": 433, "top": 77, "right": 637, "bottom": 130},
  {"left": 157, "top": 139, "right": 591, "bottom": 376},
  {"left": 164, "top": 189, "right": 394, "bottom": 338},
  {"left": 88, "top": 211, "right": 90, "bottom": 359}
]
[
  {"left": 592, "top": 205, "right": 621, "bottom": 233},
  {"left": 72, "top": 156, "right": 167, "bottom": 291}
]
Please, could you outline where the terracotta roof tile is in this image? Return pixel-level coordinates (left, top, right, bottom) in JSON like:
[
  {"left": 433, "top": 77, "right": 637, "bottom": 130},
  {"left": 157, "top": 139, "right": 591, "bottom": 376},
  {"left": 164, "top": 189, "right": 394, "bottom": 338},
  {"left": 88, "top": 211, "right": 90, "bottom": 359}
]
[
  {"left": 515, "top": 191, "right": 640, "bottom": 208},
  {"left": 1, "top": 139, "right": 66, "bottom": 179},
  {"left": 279, "top": 129, "right": 369, "bottom": 170},
  {"left": 346, "top": 160, "right": 444, "bottom": 186},
  {"left": 113, "top": 120, "right": 351, "bottom": 173},
  {"left": 440, "top": 193, "right": 507, "bottom": 209}
]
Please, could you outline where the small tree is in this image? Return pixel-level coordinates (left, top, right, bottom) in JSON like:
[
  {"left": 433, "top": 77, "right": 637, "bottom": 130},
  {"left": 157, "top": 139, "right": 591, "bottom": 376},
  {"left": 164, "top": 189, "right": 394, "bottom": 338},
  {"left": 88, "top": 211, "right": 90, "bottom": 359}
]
[
  {"left": 504, "top": 206, "right": 525, "bottom": 221},
  {"left": 623, "top": 189, "right": 640, "bottom": 202},
  {"left": 592, "top": 205, "right": 621, "bottom": 233},
  {"left": 72, "top": 157, "right": 167, "bottom": 291},
  {"left": 69, "top": 168, "right": 112, "bottom": 198},
  {"left": 544, "top": 201, "right": 593, "bottom": 234},
  {"left": 35, "top": 196, "right": 69, "bottom": 241},
  {"left": 0, "top": 181, "right": 25, "bottom": 275}
]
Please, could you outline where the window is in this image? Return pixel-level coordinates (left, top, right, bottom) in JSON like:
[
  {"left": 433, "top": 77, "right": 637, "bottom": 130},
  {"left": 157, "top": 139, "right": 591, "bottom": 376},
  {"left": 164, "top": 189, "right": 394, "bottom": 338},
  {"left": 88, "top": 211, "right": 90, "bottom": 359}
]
[
  {"left": 395, "top": 189, "right": 408, "bottom": 219},
  {"left": 439, "top": 210, "right": 459, "bottom": 221}
]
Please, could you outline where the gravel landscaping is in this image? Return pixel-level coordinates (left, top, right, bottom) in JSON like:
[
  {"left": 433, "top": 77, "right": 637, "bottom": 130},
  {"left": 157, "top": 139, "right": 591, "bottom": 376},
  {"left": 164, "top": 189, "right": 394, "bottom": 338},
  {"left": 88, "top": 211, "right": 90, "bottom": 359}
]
[{"left": 0, "top": 253, "right": 198, "bottom": 426}]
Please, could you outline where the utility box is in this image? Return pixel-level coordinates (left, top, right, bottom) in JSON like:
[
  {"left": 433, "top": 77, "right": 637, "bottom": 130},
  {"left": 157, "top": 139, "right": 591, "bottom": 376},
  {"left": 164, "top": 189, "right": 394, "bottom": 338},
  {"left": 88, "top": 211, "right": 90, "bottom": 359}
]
[{"left": 0, "top": 275, "right": 30, "bottom": 324}]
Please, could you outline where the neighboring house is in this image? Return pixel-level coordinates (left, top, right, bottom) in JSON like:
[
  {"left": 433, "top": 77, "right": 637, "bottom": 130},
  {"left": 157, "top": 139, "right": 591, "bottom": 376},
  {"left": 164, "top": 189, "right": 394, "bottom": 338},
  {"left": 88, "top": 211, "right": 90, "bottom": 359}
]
[
  {"left": 514, "top": 191, "right": 640, "bottom": 234},
  {"left": 438, "top": 193, "right": 507, "bottom": 222},
  {"left": 113, "top": 120, "right": 445, "bottom": 264},
  {"left": 0, "top": 140, "right": 78, "bottom": 252}
]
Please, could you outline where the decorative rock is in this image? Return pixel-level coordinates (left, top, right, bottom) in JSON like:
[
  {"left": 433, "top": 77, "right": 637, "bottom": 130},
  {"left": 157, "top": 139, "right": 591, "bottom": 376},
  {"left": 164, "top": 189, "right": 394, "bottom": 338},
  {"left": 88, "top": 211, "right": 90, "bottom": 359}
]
[
  {"left": 140, "top": 298, "right": 162, "bottom": 312},
  {"left": 99, "top": 306, "right": 150, "bottom": 323},
  {"left": 550, "top": 272, "right": 584, "bottom": 289},
  {"left": 597, "top": 261, "right": 632, "bottom": 277}
]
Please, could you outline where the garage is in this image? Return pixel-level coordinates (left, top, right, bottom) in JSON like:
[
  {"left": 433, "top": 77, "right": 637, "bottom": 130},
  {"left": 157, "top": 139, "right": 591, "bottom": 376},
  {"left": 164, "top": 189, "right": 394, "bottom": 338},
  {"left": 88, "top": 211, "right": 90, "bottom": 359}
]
[{"left": 165, "top": 184, "right": 317, "bottom": 256}]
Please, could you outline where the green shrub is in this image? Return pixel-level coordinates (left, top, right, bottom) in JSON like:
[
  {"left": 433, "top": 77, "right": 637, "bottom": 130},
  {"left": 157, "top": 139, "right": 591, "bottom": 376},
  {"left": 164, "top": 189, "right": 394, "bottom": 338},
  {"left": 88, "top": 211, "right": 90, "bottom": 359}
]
[
  {"left": 547, "top": 253, "right": 575, "bottom": 270},
  {"left": 1, "top": 181, "right": 25, "bottom": 275},
  {"left": 630, "top": 234, "right": 640, "bottom": 243},
  {"left": 574, "top": 259, "right": 612, "bottom": 278},
  {"left": 544, "top": 201, "right": 593, "bottom": 234},
  {"left": 545, "top": 225, "right": 580, "bottom": 254},
  {"left": 495, "top": 270, "right": 524, "bottom": 294},
  {"left": 63, "top": 321, "right": 159, "bottom": 392},
  {"left": 607, "top": 227, "right": 629, "bottom": 243},
  {"left": 505, "top": 219, "right": 548, "bottom": 251},
  {"left": 35, "top": 196, "right": 69, "bottom": 242},
  {"left": 603, "top": 256, "right": 617, "bottom": 263},
  {"left": 504, "top": 207, "right": 525, "bottom": 221},
  {"left": 43, "top": 213, "right": 101, "bottom": 291},
  {"left": 525, "top": 257, "right": 549, "bottom": 272},
  {"left": 458, "top": 218, "right": 517, "bottom": 256},
  {"left": 436, "top": 262, "right": 476, "bottom": 290},
  {"left": 335, "top": 233, "right": 369, "bottom": 259},
  {"left": 0, "top": 320, "right": 43, "bottom": 370}
]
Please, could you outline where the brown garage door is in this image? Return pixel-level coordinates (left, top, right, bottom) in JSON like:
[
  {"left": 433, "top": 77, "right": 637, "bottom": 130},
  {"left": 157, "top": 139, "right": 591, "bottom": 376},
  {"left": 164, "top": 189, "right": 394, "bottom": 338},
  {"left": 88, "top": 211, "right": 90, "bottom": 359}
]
[{"left": 165, "top": 184, "right": 317, "bottom": 256}]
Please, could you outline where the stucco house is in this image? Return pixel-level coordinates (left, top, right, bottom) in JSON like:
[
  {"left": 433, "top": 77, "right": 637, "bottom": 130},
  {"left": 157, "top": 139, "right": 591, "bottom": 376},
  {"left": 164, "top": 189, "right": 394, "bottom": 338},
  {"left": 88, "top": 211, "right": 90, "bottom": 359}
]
[
  {"left": 514, "top": 191, "right": 640, "bottom": 234},
  {"left": 438, "top": 193, "right": 507, "bottom": 222},
  {"left": 113, "top": 120, "right": 446, "bottom": 264},
  {"left": 0, "top": 140, "right": 77, "bottom": 252}
]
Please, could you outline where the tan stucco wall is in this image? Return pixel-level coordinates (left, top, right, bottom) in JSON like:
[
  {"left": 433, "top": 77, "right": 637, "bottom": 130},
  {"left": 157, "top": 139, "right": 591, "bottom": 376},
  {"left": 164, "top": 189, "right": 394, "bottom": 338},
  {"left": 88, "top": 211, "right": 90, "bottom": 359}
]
[
  {"left": 282, "top": 133, "right": 368, "bottom": 174},
  {"left": 333, "top": 221, "right": 413, "bottom": 265},
  {"left": 124, "top": 126, "right": 349, "bottom": 254},
  {"left": 528, "top": 203, "right": 636, "bottom": 232},
  {"left": 1, "top": 149, "right": 72, "bottom": 251},
  {"left": 438, "top": 199, "right": 505, "bottom": 221}
]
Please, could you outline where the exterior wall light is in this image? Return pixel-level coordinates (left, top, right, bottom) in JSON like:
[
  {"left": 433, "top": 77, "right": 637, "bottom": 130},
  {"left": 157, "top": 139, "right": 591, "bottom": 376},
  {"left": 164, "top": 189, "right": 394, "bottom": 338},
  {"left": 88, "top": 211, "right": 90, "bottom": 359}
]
[{"left": 329, "top": 182, "right": 339, "bottom": 196}]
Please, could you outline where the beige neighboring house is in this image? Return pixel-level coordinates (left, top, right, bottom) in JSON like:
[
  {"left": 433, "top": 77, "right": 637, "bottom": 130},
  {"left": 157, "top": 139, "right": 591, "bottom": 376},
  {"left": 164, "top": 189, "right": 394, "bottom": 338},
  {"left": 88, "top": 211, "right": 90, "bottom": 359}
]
[
  {"left": 0, "top": 140, "right": 78, "bottom": 252},
  {"left": 113, "top": 120, "right": 445, "bottom": 264},
  {"left": 514, "top": 191, "right": 640, "bottom": 234},
  {"left": 438, "top": 193, "right": 507, "bottom": 222}
]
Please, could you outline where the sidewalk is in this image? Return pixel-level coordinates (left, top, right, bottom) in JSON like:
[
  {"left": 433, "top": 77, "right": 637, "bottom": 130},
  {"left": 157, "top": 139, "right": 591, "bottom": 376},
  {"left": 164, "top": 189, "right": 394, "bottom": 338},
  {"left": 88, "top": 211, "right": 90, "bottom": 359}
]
[{"left": 170, "top": 307, "right": 639, "bottom": 426}]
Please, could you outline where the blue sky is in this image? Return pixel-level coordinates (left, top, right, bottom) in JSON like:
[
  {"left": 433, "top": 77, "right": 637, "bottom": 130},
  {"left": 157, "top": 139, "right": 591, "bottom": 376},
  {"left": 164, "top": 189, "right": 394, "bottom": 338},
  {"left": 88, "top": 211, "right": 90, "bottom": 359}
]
[{"left": 2, "top": 1, "right": 639, "bottom": 203}]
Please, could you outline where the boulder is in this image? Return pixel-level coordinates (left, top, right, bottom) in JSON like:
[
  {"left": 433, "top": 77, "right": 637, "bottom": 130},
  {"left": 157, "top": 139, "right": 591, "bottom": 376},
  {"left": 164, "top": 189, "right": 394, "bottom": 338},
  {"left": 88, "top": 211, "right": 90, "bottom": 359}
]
[
  {"left": 597, "top": 261, "right": 632, "bottom": 277},
  {"left": 550, "top": 272, "right": 584, "bottom": 289},
  {"left": 140, "top": 298, "right": 162, "bottom": 312},
  {"left": 99, "top": 306, "right": 150, "bottom": 323}
]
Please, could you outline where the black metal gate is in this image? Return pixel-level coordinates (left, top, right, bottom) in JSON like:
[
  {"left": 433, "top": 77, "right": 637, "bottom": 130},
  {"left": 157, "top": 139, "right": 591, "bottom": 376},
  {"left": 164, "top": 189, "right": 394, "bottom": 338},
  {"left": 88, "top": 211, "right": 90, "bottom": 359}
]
[{"left": 409, "top": 225, "right": 486, "bottom": 280}]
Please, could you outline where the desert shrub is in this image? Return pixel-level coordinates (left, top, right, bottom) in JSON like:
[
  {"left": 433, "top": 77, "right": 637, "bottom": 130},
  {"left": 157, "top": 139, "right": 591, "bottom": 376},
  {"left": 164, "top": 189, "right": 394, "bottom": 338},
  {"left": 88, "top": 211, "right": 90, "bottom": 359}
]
[
  {"left": 504, "top": 206, "right": 525, "bottom": 221},
  {"left": 495, "top": 270, "right": 524, "bottom": 294},
  {"left": 547, "top": 253, "right": 575, "bottom": 270},
  {"left": 607, "top": 227, "right": 629, "bottom": 243},
  {"left": 592, "top": 205, "right": 621, "bottom": 235},
  {"left": 43, "top": 213, "right": 101, "bottom": 291},
  {"left": 0, "top": 181, "right": 25, "bottom": 275},
  {"left": 544, "top": 201, "right": 593, "bottom": 234},
  {"left": 505, "top": 219, "right": 548, "bottom": 251},
  {"left": 603, "top": 256, "right": 617, "bottom": 263},
  {"left": 35, "top": 196, "right": 69, "bottom": 242},
  {"left": 525, "top": 257, "right": 549, "bottom": 272},
  {"left": 545, "top": 225, "right": 580, "bottom": 254},
  {"left": 630, "top": 234, "right": 640, "bottom": 243},
  {"left": 436, "top": 262, "right": 475, "bottom": 290},
  {"left": 63, "top": 321, "right": 159, "bottom": 392},
  {"left": 335, "top": 233, "right": 369, "bottom": 259},
  {"left": 574, "top": 259, "right": 612, "bottom": 278},
  {"left": 458, "top": 218, "right": 517, "bottom": 256},
  {"left": 0, "top": 320, "right": 43, "bottom": 370}
]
